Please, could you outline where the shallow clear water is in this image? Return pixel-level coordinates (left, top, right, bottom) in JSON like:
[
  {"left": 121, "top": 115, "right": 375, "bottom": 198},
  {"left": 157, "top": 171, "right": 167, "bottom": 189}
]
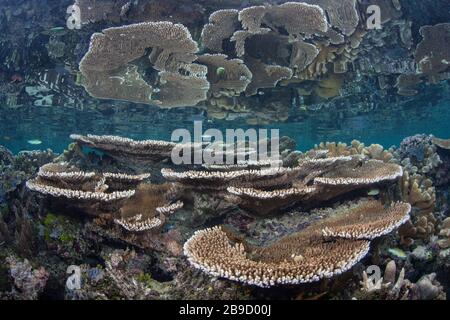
[{"left": 2, "top": 97, "right": 450, "bottom": 154}]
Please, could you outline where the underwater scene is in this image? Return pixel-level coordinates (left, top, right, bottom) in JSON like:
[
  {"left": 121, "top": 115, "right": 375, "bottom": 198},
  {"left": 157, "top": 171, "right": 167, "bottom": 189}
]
[{"left": 0, "top": 0, "right": 450, "bottom": 303}]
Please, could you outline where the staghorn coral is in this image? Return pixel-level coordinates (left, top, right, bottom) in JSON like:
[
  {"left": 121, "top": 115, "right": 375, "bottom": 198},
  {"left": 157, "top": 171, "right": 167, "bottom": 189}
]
[{"left": 184, "top": 200, "right": 409, "bottom": 287}]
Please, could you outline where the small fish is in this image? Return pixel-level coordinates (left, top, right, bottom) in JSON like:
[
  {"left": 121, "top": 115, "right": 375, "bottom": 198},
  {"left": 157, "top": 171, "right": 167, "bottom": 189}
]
[
  {"left": 2, "top": 136, "right": 11, "bottom": 140},
  {"left": 216, "top": 67, "right": 226, "bottom": 77},
  {"left": 50, "top": 26, "right": 65, "bottom": 33},
  {"left": 367, "top": 188, "right": 380, "bottom": 196},
  {"left": 27, "top": 139, "right": 42, "bottom": 145},
  {"left": 388, "top": 248, "right": 407, "bottom": 259}
]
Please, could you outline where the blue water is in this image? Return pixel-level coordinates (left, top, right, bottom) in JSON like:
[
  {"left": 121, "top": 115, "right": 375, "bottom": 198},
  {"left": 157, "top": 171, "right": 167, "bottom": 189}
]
[{"left": 1, "top": 99, "right": 449, "bottom": 154}]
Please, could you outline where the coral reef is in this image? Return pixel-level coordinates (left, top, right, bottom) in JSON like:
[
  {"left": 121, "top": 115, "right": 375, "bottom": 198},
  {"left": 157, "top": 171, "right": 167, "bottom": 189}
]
[
  {"left": 4, "top": 256, "right": 49, "bottom": 300},
  {"left": 184, "top": 200, "right": 410, "bottom": 287},
  {"left": 26, "top": 162, "right": 148, "bottom": 215},
  {"left": 355, "top": 260, "right": 446, "bottom": 300},
  {"left": 2, "top": 131, "right": 450, "bottom": 299},
  {"left": 0, "top": 0, "right": 450, "bottom": 301},
  {"left": 114, "top": 184, "right": 183, "bottom": 232}
]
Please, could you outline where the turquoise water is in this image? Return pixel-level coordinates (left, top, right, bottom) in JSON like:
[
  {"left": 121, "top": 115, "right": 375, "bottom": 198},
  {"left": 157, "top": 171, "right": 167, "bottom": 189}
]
[{"left": 2, "top": 97, "right": 449, "bottom": 154}]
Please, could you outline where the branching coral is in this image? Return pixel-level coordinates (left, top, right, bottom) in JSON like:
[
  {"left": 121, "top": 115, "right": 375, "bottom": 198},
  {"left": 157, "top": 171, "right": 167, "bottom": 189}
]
[
  {"left": 313, "top": 140, "right": 394, "bottom": 162},
  {"left": 184, "top": 200, "right": 409, "bottom": 287},
  {"left": 356, "top": 260, "right": 446, "bottom": 300},
  {"left": 437, "top": 217, "right": 450, "bottom": 249}
]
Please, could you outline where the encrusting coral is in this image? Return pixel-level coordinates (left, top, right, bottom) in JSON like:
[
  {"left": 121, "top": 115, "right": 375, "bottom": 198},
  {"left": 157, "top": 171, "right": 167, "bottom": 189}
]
[{"left": 184, "top": 199, "right": 410, "bottom": 288}]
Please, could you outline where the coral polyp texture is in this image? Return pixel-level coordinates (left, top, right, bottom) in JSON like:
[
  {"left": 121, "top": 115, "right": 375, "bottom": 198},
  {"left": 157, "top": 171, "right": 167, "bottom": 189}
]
[
  {"left": 226, "top": 156, "right": 403, "bottom": 215},
  {"left": 161, "top": 166, "right": 301, "bottom": 190},
  {"left": 184, "top": 200, "right": 410, "bottom": 287},
  {"left": 184, "top": 226, "right": 370, "bottom": 287},
  {"left": 320, "top": 200, "right": 411, "bottom": 240},
  {"left": 26, "top": 162, "right": 147, "bottom": 204},
  {"left": 313, "top": 160, "right": 403, "bottom": 186}
]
